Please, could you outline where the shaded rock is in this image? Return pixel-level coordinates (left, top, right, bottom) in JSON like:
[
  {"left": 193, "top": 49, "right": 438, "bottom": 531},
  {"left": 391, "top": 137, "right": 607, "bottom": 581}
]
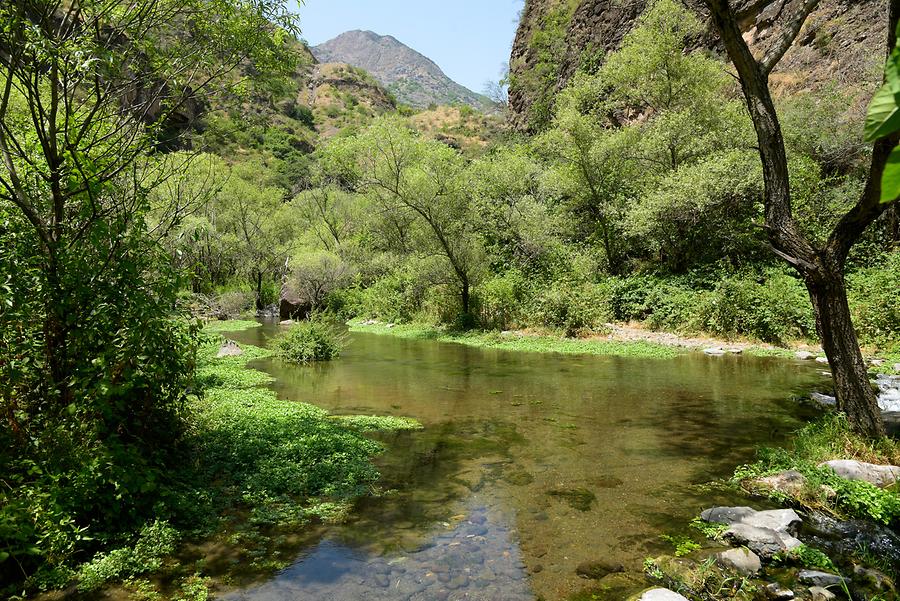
[
  {"left": 819, "top": 459, "right": 900, "bottom": 488},
  {"left": 765, "top": 582, "right": 794, "bottom": 600},
  {"left": 808, "top": 586, "right": 836, "bottom": 600},
  {"left": 723, "top": 524, "right": 802, "bottom": 559},
  {"left": 798, "top": 569, "right": 845, "bottom": 587},
  {"left": 216, "top": 340, "right": 243, "bottom": 357},
  {"left": 852, "top": 565, "right": 895, "bottom": 594},
  {"left": 801, "top": 511, "right": 900, "bottom": 572},
  {"left": 701, "top": 506, "right": 801, "bottom": 535},
  {"left": 795, "top": 351, "right": 815, "bottom": 360},
  {"left": 279, "top": 283, "right": 311, "bottom": 321},
  {"left": 575, "top": 559, "right": 625, "bottom": 579},
  {"left": 715, "top": 547, "right": 761, "bottom": 576},
  {"left": 752, "top": 470, "right": 807, "bottom": 497}
]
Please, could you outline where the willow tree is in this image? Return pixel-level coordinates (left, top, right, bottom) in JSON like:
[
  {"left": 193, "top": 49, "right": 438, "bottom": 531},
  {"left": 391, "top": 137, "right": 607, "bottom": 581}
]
[{"left": 703, "top": 0, "right": 899, "bottom": 435}]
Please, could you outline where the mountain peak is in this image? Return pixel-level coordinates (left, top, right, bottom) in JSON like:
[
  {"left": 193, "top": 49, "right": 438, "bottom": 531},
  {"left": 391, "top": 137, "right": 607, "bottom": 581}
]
[{"left": 311, "top": 30, "right": 491, "bottom": 111}]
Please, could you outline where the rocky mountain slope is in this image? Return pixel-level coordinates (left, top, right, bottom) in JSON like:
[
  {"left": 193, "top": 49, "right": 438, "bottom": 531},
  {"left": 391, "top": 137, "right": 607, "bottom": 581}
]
[
  {"left": 312, "top": 30, "right": 494, "bottom": 110},
  {"left": 508, "top": 0, "right": 887, "bottom": 131}
]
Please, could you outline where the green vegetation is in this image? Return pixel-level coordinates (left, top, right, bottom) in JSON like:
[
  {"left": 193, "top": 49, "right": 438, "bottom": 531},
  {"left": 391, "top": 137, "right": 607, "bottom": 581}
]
[
  {"left": 273, "top": 316, "right": 346, "bottom": 363},
  {"left": 734, "top": 415, "right": 900, "bottom": 524}
]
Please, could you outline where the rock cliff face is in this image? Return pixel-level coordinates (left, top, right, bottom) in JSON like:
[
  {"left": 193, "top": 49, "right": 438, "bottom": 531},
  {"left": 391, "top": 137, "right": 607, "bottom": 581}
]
[
  {"left": 508, "top": 0, "right": 887, "bottom": 131},
  {"left": 312, "top": 30, "right": 493, "bottom": 110}
]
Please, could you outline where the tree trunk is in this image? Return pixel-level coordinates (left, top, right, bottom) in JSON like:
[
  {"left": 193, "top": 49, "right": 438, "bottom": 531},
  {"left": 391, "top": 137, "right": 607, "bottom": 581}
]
[
  {"left": 461, "top": 278, "right": 470, "bottom": 316},
  {"left": 805, "top": 264, "right": 884, "bottom": 437},
  {"left": 255, "top": 270, "right": 264, "bottom": 311}
]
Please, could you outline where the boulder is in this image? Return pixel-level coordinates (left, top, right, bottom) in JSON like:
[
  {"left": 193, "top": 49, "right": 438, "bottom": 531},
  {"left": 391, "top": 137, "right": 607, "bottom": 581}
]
[
  {"left": 701, "top": 506, "right": 801, "bottom": 535},
  {"left": 810, "top": 393, "right": 836, "bottom": 408},
  {"left": 808, "top": 586, "right": 836, "bottom": 601},
  {"left": 575, "top": 559, "right": 625, "bottom": 579},
  {"left": 715, "top": 547, "right": 761, "bottom": 576},
  {"left": 795, "top": 351, "right": 815, "bottom": 360},
  {"left": 216, "top": 340, "right": 243, "bottom": 358},
  {"left": 723, "top": 524, "right": 802, "bottom": 559},
  {"left": 279, "top": 283, "right": 311, "bottom": 321},
  {"left": 638, "top": 589, "right": 690, "bottom": 601},
  {"left": 704, "top": 347, "right": 726, "bottom": 356},
  {"left": 802, "top": 511, "right": 900, "bottom": 569},
  {"left": 819, "top": 459, "right": 900, "bottom": 488},
  {"left": 852, "top": 565, "right": 896, "bottom": 594},
  {"left": 764, "top": 582, "right": 794, "bottom": 600},
  {"left": 751, "top": 470, "right": 807, "bottom": 497},
  {"left": 798, "top": 569, "right": 845, "bottom": 587}
]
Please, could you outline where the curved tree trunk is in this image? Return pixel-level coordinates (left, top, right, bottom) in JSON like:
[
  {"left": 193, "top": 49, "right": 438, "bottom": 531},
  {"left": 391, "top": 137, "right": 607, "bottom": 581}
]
[{"left": 805, "top": 263, "right": 883, "bottom": 436}]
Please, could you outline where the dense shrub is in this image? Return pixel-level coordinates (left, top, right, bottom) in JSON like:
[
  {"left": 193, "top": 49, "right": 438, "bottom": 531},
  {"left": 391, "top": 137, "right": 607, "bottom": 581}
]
[
  {"left": 848, "top": 253, "right": 900, "bottom": 347},
  {"left": 475, "top": 270, "right": 529, "bottom": 330},
  {"left": 530, "top": 281, "right": 610, "bottom": 336},
  {"left": 273, "top": 316, "right": 344, "bottom": 363}
]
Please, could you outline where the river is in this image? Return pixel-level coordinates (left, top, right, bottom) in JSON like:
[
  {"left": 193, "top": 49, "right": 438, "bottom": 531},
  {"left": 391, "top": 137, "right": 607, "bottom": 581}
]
[{"left": 219, "top": 323, "right": 824, "bottom": 600}]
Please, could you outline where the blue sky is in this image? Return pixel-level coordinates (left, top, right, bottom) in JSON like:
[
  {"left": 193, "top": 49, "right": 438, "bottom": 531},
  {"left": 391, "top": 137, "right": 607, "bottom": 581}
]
[{"left": 292, "top": 0, "right": 524, "bottom": 94}]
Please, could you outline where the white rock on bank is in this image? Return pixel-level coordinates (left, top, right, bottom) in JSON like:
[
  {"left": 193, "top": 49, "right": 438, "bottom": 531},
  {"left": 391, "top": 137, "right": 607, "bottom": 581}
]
[
  {"left": 819, "top": 459, "right": 900, "bottom": 488},
  {"left": 639, "top": 589, "right": 690, "bottom": 601},
  {"left": 795, "top": 351, "right": 815, "bottom": 360}
]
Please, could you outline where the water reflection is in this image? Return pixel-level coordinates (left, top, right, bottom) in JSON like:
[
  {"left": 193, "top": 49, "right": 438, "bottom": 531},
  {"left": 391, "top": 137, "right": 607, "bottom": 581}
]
[{"left": 222, "top": 499, "right": 532, "bottom": 601}]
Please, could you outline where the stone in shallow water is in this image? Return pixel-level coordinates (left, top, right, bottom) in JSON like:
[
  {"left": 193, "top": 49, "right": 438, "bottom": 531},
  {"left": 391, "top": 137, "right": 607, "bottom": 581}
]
[
  {"left": 810, "top": 392, "right": 836, "bottom": 407},
  {"left": 795, "top": 351, "right": 815, "bottom": 360},
  {"left": 819, "top": 459, "right": 900, "bottom": 488},
  {"left": 701, "top": 506, "right": 801, "bottom": 535},
  {"left": 765, "top": 582, "right": 794, "bottom": 600},
  {"left": 715, "top": 547, "right": 761, "bottom": 576},
  {"left": 704, "top": 347, "right": 726, "bottom": 356},
  {"left": 723, "top": 524, "right": 803, "bottom": 559},
  {"left": 575, "top": 559, "right": 625, "bottom": 579}
]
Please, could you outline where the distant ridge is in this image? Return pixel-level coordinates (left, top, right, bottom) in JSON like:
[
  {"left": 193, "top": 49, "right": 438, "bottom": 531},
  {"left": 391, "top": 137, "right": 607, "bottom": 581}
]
[{"left": 312, "top": 30, "right": 493, "bottom": 111}]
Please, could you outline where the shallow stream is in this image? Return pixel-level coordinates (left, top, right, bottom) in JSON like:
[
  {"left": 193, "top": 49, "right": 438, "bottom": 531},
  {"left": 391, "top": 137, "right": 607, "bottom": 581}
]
[{"left": 220, "top": 323, "right": 825, "bottom": 600}]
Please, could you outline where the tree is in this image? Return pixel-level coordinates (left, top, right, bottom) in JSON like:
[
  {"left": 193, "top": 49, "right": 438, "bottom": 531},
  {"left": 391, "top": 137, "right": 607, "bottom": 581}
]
[
  {"left": 703, "top": 0, "right": 899, "bottom": 436},
  {"left": 348, "top": 117, "right": 485, "bottom": 318}
]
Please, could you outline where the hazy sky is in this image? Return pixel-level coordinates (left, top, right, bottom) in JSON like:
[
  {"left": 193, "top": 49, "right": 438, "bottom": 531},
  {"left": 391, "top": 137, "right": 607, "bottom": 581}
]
[{"left": 292, "top": 0, "right": 524, "bottom": 93}]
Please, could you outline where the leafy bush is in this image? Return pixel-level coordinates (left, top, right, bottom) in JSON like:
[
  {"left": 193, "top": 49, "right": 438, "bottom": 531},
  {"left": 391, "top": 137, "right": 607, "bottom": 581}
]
[
  {"left": 530, "top": 281, "right": 610, "bottom": 337},
  {"left": 77, "top": 521, "right": 178, "bottom": 591},
  {"left": 475, "top": 270, "right": 529, "bottom": 330},
  {"left": 273, "top": 316, "right": 344, "bottom": 363},
  {"left": 848, "top": 253, "right": 900, "bottom": 347}
]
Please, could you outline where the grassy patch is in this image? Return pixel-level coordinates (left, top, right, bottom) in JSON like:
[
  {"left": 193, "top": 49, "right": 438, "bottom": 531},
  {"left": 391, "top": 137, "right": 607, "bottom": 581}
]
[
  {"left": 349, "top": 321, "right": 681, "bottom": 359},
  {"left": 734, "top": 415, "right": 900, "bottom": 524},
  {"left": 201, "top": 319, "right": 262, "bottom": 333}
]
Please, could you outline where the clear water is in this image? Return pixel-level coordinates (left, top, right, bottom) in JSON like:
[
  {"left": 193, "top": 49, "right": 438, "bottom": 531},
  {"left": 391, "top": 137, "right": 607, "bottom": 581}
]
[{"left": 219, "top": 323, "right": 825, "bottom": 600}]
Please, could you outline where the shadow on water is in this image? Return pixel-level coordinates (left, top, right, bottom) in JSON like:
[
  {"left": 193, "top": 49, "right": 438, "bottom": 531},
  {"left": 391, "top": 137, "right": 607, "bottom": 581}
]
[{"left": 213, "top": 323, "right": 827, "bottom": 600}]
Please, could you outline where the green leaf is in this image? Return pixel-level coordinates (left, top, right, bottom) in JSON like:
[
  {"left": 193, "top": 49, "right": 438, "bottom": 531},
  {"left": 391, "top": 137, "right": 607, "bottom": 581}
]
[
  {"left": 888, "top": 48, "right": 900, "bottom": 96},
  {"left": 865, "top": 83, "right": 900, "bottom": 142},
  {"left": 881, "top": 145, "right": 900, "bottom": 203}
]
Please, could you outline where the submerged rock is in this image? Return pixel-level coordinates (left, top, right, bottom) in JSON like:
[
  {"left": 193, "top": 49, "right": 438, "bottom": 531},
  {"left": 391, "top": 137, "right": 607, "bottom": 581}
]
[
  {"left": 575, "top": 559, "right": 625, "bottom": 579},
  {"left": 216, "top": 340, "right": 243, "bottom": 357},
  {"left": 715, "top": 547, "right": 761, "bottom": 576},
  {"left": 546, "top": 487, "right": 596, "bottom": 511},
  {"left": 819, "top": 459, "right": 900, "bottom": 488}
]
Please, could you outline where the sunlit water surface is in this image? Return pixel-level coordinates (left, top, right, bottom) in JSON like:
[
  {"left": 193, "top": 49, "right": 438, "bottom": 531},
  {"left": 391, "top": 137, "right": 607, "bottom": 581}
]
[{"left": 218, "top": 323, "right": 825, "bottom": 600}]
